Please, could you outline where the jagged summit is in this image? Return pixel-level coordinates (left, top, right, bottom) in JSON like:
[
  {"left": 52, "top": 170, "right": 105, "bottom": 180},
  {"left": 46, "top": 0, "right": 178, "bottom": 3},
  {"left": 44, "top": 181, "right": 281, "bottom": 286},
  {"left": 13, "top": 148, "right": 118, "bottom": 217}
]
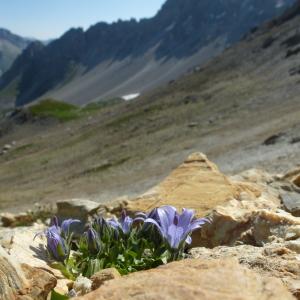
[{"left": 0, "top": 0, "right": 296, "bottom": 107}]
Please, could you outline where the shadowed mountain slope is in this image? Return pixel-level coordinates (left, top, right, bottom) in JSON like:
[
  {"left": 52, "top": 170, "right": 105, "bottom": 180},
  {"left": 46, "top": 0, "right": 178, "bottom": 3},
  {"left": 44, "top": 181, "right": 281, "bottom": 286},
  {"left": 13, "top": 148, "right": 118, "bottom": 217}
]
[
  {"left": 0, "top": 28, "right": 31, "bottom": 75},
  {"left": 0, "top": 0, "right": 295, "bottom": 107}
]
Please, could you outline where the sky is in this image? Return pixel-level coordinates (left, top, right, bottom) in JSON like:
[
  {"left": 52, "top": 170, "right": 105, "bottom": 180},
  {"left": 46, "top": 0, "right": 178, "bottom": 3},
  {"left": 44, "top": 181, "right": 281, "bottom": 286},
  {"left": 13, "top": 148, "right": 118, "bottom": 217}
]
[{"left": 0, "top": 0, "right": 166, "bottom": 40}]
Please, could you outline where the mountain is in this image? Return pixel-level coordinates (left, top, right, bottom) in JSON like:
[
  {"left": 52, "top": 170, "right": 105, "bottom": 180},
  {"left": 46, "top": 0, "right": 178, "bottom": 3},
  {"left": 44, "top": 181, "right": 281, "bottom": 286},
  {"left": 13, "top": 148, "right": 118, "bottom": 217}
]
[
  {"left": 1, "top": 2, "right": 300, "bottom": 211},
  {"left": 0, "top": 0, "right": 296, "bottom": 107},
  {"left": 0, "top": 28, "right": 31, "bottom": 75}
]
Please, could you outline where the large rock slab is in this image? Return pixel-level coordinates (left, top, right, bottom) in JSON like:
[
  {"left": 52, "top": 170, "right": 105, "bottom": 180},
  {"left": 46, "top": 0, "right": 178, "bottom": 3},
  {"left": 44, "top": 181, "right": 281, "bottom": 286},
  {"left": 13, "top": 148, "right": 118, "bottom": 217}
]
[
  {"left": 0, "top": 224, "right": 69, "bottom": 294},
  {"left": 190, "top": 244, "right": 300, "bottom": 298},
  {"left": 125, "top": 153, "right": 261, "bottom": 217},
  {"left": 0, "top": 246, "right": 28, "bottom": 300},
  {"left": 0, "top": 246, "right": 56, "bottom": 300},
  {"left": 77, "top": 258, "right": 294, "bottom": 300}
]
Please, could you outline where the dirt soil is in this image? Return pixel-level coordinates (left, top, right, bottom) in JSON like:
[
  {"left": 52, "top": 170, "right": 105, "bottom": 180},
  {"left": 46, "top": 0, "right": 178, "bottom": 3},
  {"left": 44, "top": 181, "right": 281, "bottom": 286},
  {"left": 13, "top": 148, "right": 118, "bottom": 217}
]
[{"left": 1, "top": 12, "right": 300, "bottom": 212}]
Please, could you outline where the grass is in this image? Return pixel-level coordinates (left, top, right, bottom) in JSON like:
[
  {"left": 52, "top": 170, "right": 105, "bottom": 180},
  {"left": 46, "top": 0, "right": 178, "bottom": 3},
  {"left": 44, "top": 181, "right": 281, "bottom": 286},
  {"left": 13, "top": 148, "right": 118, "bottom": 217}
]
[
  {"left": 29, "top": 99, "right": 80, "bottom": 121},
  {"left": 28, "top": 98, "right": 124, "bottom": 122}
]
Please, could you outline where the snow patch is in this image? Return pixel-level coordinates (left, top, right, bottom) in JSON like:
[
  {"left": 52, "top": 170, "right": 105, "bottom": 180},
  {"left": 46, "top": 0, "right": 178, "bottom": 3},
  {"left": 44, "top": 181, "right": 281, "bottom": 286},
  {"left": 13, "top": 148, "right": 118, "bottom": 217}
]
[{"left": 122, "top": 93, "right": 140, "bottom": 101}]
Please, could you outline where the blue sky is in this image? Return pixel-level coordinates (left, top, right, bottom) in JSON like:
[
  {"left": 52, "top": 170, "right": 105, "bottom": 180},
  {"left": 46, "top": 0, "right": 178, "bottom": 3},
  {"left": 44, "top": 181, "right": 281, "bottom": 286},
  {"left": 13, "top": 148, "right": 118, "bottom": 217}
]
[{"left": 0, "top": 0, "right": 166, "bottom": 40}]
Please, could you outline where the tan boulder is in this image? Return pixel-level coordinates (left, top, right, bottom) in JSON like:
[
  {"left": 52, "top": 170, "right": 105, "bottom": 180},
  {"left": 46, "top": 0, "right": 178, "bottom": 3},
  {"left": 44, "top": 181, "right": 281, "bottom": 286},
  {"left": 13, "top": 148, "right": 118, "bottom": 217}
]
[
  {"left": 77, "top": 258, "right": 294, "bottom": 300},
  {"left": 126, "top": 153, "right": 262, "bottom": 217},
  {"left": 190, "top": 244, "right": 300, "bottom": 298}
]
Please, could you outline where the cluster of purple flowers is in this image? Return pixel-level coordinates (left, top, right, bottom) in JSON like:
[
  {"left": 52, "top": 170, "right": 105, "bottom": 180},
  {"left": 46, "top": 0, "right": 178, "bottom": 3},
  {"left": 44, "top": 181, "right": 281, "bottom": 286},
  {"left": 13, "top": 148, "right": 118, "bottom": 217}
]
[{"left": 39, "top": 206, "right": 209, "bottom": 265}]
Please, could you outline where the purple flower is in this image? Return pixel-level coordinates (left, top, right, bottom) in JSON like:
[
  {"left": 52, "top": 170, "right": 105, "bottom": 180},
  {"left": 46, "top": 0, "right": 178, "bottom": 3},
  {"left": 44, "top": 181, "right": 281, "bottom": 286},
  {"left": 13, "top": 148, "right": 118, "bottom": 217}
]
[
  {"left": 85, "top": 227, "right": 101, "bottom": 254},
  {"left": 50, "top": 216, "right": 80, "bottom": 238},
  {"left": 45, "top": 226, "right": 68, "bottom": 261},
  {"left": 144, "top": 206, "right": 209, "bottom": 249},
  {"left": 107, "top": 211, "right": 133, "bottom": 234}
]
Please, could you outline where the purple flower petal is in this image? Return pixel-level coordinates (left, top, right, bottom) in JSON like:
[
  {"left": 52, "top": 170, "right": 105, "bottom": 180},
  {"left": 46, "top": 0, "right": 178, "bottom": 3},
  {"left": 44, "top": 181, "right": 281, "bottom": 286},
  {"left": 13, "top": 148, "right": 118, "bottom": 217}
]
[
  {"left": 178, "top": 209, "right": 195, "bottom": 230},
  {"left": 144, "top": 218, "right": 164, "bottom": 237},
  {"left": 61, "top": 219, "right": 81, "bottom": 235},
  {"left": 185, "top": 235, "right": 192, "bottom": 245},
  {"left": 167, "top": 224, "right": 184, "bottom": 249}
]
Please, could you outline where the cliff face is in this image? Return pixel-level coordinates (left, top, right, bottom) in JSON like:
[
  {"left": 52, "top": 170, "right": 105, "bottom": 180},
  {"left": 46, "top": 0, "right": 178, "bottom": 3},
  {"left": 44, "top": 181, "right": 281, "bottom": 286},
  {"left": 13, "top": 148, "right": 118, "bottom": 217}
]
[
  {"left": 0, "top": 28, "right": 31, "bottom": 76},
  {"left": 0, "top": 0, "right": 296, "bottom": 106}
]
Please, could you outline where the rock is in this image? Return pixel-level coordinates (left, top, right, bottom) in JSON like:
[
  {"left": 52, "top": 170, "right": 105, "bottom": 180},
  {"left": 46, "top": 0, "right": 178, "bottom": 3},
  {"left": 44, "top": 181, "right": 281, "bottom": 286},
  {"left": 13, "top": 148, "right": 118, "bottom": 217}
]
[
  {"left": 3, "top": 144, "right": 12, "bottom": 151},
  {"left": 198, "top": 197, "right": 300, "bottom": 248},
  {"left": 283, "top": 168, "right": 300, "bottom": 187},
  {"left": 0, "top": 246, "right": 55, "bottom": 300},
  {"left": 293, "top": 175, "right": 300, "bottom": 188},
  {"left": 126, "top": 153, "right": 257, "bottom": 218},
  {"left": 187, "top": 122, "right": 198, "bottom": 128},
  {"left": 281, "top": 193, "right": 300, "bottom": 216},
  {"left": 21, "top": 264, "right": 57, "bottom": 300},
  {"left": 1, "top": 212, "right": 35, "bottom": 227},
  {"left": 190, "top": 244, "right": 300, "bottom": 298},
  {"left": 90, "top": 268, "right": 121, "bottom": 290},
  {"left": 1, "top": 213, "right": 16, "bottom": 227},
  {"left": 290, "top": 137, "right": 300, "bottom": 144},
  {"left": 0, "top": 224, "right": 69, "bottom": 293},
  {"left": 77, "top": 258, "right": 294, "bottom": 300},
  {"left": 0, "top": 245, "right": 28, "bottom": 300},
  {"left": 73, "top": 275, "right": 92, "bottom": 296},
  {"left": 263, "top": 133, "right": 285, "bottom": 146},
  {"left": 56, "top": 199, "right": 101, "bottom": 232}
]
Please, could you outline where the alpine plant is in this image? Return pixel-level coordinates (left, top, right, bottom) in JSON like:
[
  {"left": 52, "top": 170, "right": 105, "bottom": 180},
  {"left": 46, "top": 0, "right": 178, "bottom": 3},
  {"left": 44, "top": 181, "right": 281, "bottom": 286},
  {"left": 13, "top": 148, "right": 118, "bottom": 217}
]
[{"left": 37, "top": 207, "right": 209, "bottom": 279}]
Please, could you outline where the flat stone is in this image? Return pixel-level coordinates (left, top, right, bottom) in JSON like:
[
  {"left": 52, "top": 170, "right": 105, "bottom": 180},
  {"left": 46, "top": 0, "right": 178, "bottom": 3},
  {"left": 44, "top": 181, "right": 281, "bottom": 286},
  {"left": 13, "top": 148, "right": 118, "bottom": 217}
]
[
  {"left": 281, "top": 192, "right": 300, "bottom": 216},
  {"left": 77, "top": 258, "right": 294, "bottom": 300},
  {"left": 56, "top": 199, "right": 101, "bottom": 232}
]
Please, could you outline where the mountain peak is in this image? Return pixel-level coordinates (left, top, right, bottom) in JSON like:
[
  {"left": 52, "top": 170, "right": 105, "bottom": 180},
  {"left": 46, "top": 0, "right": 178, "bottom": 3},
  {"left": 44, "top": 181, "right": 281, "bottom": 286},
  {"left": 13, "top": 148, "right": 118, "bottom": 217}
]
[{"left": 0, "top": 0, "right": 297, "bottom": 107}]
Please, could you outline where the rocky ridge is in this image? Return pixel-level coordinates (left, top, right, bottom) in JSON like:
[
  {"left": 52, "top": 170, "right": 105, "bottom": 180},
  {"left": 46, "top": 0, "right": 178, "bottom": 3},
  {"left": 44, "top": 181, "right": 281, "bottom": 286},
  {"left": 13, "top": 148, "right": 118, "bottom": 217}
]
[
  {"left": 0, "top": 0, "right": 295, "bottom": 106},
  {"left": 1, "top": 152, "right": 300, "bottom": 299}
]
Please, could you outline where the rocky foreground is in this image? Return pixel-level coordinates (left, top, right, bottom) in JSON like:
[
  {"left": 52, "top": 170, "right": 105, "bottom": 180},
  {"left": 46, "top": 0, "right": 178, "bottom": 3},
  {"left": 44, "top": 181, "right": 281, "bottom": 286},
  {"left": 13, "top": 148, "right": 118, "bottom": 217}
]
[{"left": 1, "top": 153, "right": 300, "bottom": 299}]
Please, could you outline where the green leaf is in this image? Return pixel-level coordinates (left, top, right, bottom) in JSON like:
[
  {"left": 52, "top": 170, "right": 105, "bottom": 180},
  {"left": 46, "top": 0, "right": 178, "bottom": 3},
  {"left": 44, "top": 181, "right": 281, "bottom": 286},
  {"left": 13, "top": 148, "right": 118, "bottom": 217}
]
[
  {"left": 51, "top": 290, "right": 69, "bottom": 300},
  {"left": 50, "top": 262, "right": 75, "bottom": 280}
]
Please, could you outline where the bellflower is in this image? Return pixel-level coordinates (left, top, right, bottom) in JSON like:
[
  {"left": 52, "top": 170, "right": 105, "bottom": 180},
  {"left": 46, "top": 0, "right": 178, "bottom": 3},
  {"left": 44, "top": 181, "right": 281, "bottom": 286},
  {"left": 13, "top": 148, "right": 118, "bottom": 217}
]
[
  {"left": 144, "top": 206, "right": 209, "bottom": 250},
  {"left": 85, "top": 227, "right": 101, "bottom": 254},
  {"left": 50, "top": 216, "right": 81, "bottom": 238},
  {"left": 93, "top": 216, "right": 111, "bottom": 236},
  {"left": 45, "top": 225, "right": 68, "bottom": 261},
  {"left": 107, "top": 211, "right": 133, "bottom": 234}
]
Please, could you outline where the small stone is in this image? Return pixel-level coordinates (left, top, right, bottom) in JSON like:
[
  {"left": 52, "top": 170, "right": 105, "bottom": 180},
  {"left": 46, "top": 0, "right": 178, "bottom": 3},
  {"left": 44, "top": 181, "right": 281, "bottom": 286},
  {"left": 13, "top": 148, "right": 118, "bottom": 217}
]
[
  {"left": 91, "top": 268, "right": 121, "bottom": 290},
  {"left": 187, "top": 122, "right": 198, "bottom": 128},
  {"left": 3, "top": 144, "right": 12, "bottom": 151},
  {"left": 73, "top": 275, "right": 92, "bottom": 296},
  {"left": 1, "top": 212, "right": 34, "bottom": 227}
]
